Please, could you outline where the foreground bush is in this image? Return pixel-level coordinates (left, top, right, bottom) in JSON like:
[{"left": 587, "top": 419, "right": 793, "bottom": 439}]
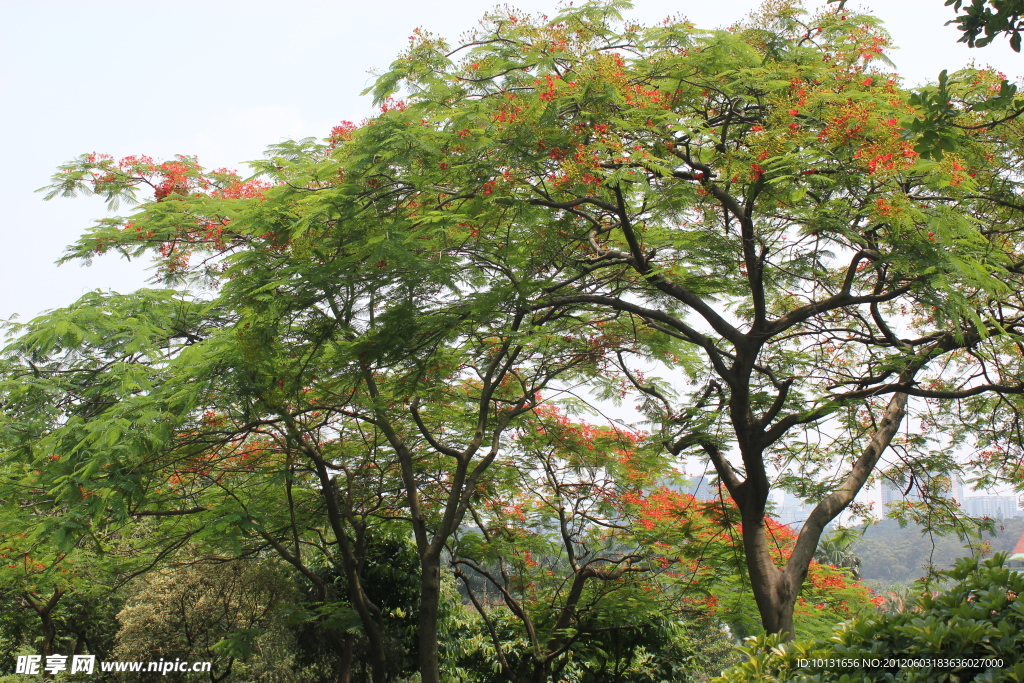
[{"left": 716, "top": 554, "right": 1024, "bottom": 682}]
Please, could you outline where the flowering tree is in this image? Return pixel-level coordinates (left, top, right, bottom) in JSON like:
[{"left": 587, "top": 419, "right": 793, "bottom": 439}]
[
  {"left": 353, "top": 0, "right": 1024, "bottom": 639},
  {"left": 18, "top": 70, "right": 634, "bottom": 683},
  {"left": 0, "top": 265, "right": 611, "bottom": 683},
  {"left": 451, "top": 405, "right": 878, "bottom": 682},
  {"left": 451, "top": 407, "right": 667, "bottom": 682},
  {"left": 639, "top": 493, "right": 880, "bottom": 640}
]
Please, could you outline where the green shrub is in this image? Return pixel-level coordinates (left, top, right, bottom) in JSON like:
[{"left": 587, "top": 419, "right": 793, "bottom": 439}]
[{"left": 716, "top": 553, "right": 1024, "bottom": 682}]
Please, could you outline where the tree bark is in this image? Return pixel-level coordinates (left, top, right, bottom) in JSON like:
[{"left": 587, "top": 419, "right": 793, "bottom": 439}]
[
  {"left": 736, "top": 392, "right": 909, "bottom": 640},
  {"left": 337, "top": 633, "right": 354, "bottom": 683},
  {"left": 417, "top": 555, "right": 442, "bottom": 683},
  {"left": 24, "top": 589, "right": 63, "bottom": 680}
]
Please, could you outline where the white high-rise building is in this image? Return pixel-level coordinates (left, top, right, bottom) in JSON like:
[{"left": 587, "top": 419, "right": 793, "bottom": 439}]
[
  {"left": 687, "top": 474, "right": 716, "bottom": 502},
  {"left": 659, "top": 474, "right": 717, "bottom": 501},
  {"left": 962, "top": 496, "right": 1021, "bottom": 519},
  {"left": 776, "top": 490, "right": 815, "bottom": 528},
  {"left": 951, "top": 475, "right": 966, "bottom": 503},
  {"left": 881, "top": 475, "right": 923, "bottom": 507}
]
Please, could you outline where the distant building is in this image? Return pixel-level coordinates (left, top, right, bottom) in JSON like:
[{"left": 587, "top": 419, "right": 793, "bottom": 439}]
[
  {"left": 951, "top": 476, "right": 966, "bottom": 503},
  {"left": 689, "top": 474, "right": 717, "bottom": 501},
  {"left": 949, "top": 475, "right": 1021, "bottom": 519},
  {"left": 670, "top": 474, "right": 717, "bottom": 501},
  {"left": 657, "top": 474, "right": 717, "bottom": 501},
  {"left": 883, "top": 473, "right": 1021, "bottom": 518},
  {"left": 881, "top": 475, "right": 924, "bottom": 507},
  {"left": 961, "top": 495, "right": 1021, "bottom": 519},
  {"left": 776, "top": 490, "right": 815, "bottom": 528}
]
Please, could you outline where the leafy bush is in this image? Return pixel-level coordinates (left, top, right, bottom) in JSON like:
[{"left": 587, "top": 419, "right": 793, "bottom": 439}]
[
  {"left": 716, "top": 553, "right": 1024, "bottom": 682},
  {"left": 113, "top": 559, "right": 301, "bottom": 683}
]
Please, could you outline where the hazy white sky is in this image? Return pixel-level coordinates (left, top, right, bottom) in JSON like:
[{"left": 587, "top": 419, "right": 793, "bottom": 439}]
[{"left": 0, "top": 0, "right": 1020, "bottom": 324}]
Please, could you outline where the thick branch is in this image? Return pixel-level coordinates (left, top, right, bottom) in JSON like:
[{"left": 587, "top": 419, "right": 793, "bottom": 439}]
[{"left": 785, "top": 391, "right": 908, "bottom": 586}]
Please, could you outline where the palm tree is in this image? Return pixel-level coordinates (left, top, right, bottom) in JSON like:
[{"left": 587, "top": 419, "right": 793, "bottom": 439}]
[{"left": 814, "top": 528, "right": 863, "bottom": 579}]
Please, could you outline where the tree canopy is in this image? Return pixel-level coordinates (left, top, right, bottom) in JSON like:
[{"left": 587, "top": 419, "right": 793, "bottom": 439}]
[{"left": 947, "top": 0, "right": 1024, "bottom": 52}]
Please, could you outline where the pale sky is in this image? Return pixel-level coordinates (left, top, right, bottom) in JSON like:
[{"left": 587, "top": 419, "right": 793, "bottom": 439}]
[{"left": 1, "top": 0, "right": 1019, "bottom": 324}]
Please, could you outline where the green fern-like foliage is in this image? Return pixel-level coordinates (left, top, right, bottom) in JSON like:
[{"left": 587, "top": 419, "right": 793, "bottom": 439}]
[{"left": 716, "top": 552, "right": 1024, "bottom": 682}]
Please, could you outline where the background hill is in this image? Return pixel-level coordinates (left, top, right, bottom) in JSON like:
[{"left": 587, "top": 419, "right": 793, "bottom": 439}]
[{"left": 853, "top": 517, "right": 1024, "bottom": 586}]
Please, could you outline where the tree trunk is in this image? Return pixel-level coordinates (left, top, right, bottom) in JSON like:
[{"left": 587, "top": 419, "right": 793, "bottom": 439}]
[
  {"left": 751, "top": 570, "right": 797, "bottom": 638},
  {"left": 344, "top": 569, "right": 385, "bottom": 682},
  {"left": 418, "top": 555, "right": 442, "bottom": 683},
  {"left": 738, "top": 497, "right": 801, "bottom": 640},
  {"left": 24, "top": 589, "right": 63, "bottom": 679},
  {"left": 338, "top": 633, "right": 354, "bottom": 683},
  {"left": 40, "top": 612, "right": 56, "bottom": 659},
  {"left": 310, "top": 452, "right": 388, "bottom": 683},
  {"left": 740, "top": 392, "right": 909, "bottom": 640}
]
